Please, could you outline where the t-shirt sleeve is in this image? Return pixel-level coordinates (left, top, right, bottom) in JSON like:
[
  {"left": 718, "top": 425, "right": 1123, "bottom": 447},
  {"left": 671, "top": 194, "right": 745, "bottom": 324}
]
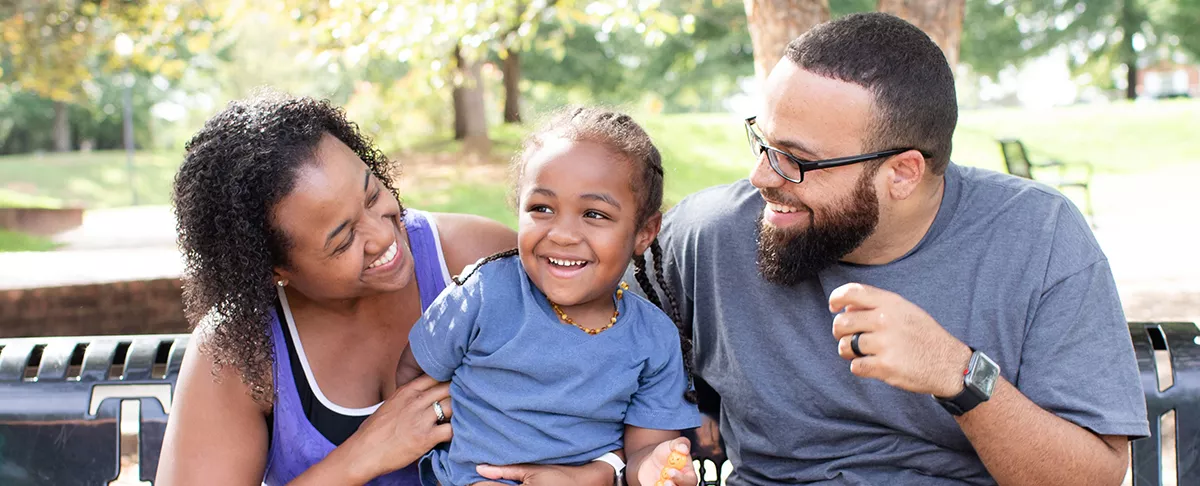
[
  {"left": 625, "top": 314, "right": 702, "bottom": 431},
  {"left": 1017, "top": 253, "right": 1149, "bottom": 438},
  {"left": 407, "top": 277, "right": 484, "bottom": 382}
]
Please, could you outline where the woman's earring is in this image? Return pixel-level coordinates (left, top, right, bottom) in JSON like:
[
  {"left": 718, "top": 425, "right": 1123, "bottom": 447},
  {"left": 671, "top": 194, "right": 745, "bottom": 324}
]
[{"left": 277, "top": 280, "right": 286, "bottom": 287}]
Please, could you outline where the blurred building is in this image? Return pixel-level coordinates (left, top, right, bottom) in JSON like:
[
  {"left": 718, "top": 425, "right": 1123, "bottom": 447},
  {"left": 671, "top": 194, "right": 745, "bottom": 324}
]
[{"left": 1137, "top": 61, "right": 1200, "bottom": 99}]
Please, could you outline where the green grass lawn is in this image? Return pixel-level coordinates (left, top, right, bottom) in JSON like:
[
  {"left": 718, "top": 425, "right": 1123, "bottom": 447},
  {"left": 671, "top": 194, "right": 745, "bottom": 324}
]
[
  {"left": 954, "top": 99, "right": 1200, "bottom": 174},
  {"left": 0, "top": 99, "right": 1195, "bottom": 228},
  {"left": 0, "top": 229, "right": 59, "bottom": 252},
  {"left": 0, "top": 188, "right": 62, "bottom": 208},
  {"left": 0, "top": 151, "right": 179, "bottom": 208}
]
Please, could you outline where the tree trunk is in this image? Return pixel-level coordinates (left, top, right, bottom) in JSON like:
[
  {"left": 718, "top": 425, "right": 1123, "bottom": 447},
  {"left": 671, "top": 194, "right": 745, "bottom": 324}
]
[
  {"left": 451, "top": 43, "right": 490, "bottom": 150},
  {"left": 452, "top": 47, "right": 468, "bottom": 140},
  {"left": 877, "top": 0, "right": 966, "bottom": 71},
  {"left": 1125, "top": 61, "right": 1138, "bottom": 100},
  {"left": 53, "top": 101, "right": 71, "bottom": 152},
  {"left": 742, "top": 0, "right": 830, "bottom": 84},
  {"left": 1120, "top": 0, "right": 1139, "bottom": 100},
  {"left": 502, "top": 48, "right": 522, "bottom": 124}
]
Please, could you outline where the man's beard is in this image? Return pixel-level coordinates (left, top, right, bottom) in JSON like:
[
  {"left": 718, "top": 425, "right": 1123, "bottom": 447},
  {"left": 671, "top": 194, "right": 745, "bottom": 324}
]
[{"left": 756, "top": 168, "right": 881, "bottom": 286}]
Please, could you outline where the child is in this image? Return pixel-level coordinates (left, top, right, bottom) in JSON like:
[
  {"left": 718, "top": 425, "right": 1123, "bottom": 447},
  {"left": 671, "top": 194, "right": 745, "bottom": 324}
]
[{"left": 396, "top": 107, "right": 701, "bottom": 486}]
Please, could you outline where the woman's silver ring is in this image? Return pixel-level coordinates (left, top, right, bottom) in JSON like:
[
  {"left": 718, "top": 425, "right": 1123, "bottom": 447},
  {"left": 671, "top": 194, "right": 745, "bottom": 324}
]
[
  {"left": 432, "top": 400, "right": 447, "bottom": 425},
  {"left": 850, "top": 332, "right": 866, "bottom": 358}
]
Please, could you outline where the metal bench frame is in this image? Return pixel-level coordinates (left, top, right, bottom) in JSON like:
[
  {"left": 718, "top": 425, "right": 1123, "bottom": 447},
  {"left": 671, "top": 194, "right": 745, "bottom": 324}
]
[
  {"left": 0, "top": 323, "right": 1193, "bottom": 485},
  {"left": 996, "top": 138, "right": 1095, "bottom": 222}
]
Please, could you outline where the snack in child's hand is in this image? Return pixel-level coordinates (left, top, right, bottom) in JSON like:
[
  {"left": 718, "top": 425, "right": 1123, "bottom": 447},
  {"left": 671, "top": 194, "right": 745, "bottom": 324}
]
[
  {"left": 667, "top": 450, "right": 689, "bottom": 470},
  {"left": 654, "top": 450, "right": 690, "bottom": 486}
]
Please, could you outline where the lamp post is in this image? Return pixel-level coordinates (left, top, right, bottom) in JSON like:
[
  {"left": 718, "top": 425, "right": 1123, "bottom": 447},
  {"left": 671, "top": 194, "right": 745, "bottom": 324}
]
[{"left": 114, "top": 33, "right": 137, "bottom": 206}]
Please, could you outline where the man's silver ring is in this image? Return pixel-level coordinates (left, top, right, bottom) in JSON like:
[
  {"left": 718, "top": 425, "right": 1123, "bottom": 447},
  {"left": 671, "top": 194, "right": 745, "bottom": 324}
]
[
  {"left": 432, "top": 400, "right": 447, "bottom": 424},
  {"left": 851, "top": 332, "right": 866, "bottom": 358}
]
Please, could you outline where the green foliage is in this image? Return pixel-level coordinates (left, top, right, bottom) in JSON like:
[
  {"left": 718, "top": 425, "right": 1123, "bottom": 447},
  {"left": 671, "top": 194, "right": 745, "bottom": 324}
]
[
  {"left": 960, "top": 0, "right": 1198, "bottom": 83},
  {"left": 1164, "top": 0, "right": 1200, "bottom": 59},
  {"left": 829, "top": 0, "right": 876, "bottom": 18},
  {"left": 0, "top": 1, "right": 231, "bottom": 155},
  {"left": 517, "top": 0, "right": 756, "bottom": 113},
  {"left": 281, "top": 0, "right": 685, "bottom": 80},
  {"left": 0, "top": 0, "right": 220, "bottom": 102},
  {"left": 960, "top": 0, "right": 1028, "bottom": 77},
  {"left": 0, "top": 72, "right": 177, "bottom": 154}
]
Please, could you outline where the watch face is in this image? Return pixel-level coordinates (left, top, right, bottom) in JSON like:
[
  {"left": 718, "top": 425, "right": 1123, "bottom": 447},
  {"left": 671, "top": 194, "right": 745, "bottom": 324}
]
[{"left": 967, "top": 352, "right": 1000, "bottom": 398}]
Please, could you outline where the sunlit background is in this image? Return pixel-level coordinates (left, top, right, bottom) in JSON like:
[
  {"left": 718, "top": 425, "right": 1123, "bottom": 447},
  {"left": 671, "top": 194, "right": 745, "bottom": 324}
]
[{"left": 0, "top": 0, "right": 1197, "bottom": 315}]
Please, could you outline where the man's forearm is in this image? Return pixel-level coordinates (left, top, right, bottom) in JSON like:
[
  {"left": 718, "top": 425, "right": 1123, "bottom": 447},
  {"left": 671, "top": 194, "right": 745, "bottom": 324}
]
[{"left": 958, "top": 379, "right": 1128, "bottom": 486}]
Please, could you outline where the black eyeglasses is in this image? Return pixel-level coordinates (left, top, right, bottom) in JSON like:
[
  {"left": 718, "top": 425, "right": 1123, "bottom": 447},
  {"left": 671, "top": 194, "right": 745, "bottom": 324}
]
[{"left": 745, "top": 116, "right": 929, "bottom": 183}]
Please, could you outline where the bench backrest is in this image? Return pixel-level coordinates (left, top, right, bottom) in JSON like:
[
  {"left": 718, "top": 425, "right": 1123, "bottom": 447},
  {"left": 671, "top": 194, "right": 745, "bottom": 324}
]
[
  {"left": 0, "top": 323, "right": 1194, "bottom": 485},
  {"left": 1130, "top": 322, "right": 1200, "bottom": 485},
  {"left": 997, "top": 138, "right": 1034, "bottom": 179},
  {"left": 0, "top": 334, "right": 187, "bottom": 485}
]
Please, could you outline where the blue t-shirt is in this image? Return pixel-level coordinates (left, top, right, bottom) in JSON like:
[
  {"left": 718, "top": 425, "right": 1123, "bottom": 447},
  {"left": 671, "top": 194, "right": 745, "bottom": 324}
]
[{"left": 409, "top": 255, "right": 701, "bottom": 486}]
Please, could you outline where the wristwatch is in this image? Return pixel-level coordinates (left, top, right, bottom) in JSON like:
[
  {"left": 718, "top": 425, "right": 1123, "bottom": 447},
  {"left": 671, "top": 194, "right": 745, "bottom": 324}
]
[
  {"left": 935, "top": 348, "right": 1000, "bottom": 416},
  {"left": 592, "top": 452, "right": 625, "bottom": 486}
]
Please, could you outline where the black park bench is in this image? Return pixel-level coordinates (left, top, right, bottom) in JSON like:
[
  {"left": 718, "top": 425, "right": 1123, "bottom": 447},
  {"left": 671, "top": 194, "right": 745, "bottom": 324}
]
[
  {"left": 996, "top": 138, "right": 1095, "bottom": 222},
  {"left": 0, "top": 323, "right": 1196, "bottom": 485}
]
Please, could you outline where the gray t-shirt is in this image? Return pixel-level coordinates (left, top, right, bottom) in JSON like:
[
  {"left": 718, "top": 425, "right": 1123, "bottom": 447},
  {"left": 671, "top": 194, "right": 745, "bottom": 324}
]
[{"left": 640, "top": 163, "right": 1149, "bottom": 485}]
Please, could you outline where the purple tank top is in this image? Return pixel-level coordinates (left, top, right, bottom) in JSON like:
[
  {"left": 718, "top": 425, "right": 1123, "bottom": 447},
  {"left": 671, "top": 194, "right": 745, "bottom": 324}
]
[{"left": 263, "top": 209, "right": 451, "bottom": 485}]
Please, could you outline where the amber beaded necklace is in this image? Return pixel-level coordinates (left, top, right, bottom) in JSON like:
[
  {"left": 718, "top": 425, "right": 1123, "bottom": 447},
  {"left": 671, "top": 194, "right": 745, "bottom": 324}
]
[{"left": 549, "top": 282, "right": 629, "bottom": 335}]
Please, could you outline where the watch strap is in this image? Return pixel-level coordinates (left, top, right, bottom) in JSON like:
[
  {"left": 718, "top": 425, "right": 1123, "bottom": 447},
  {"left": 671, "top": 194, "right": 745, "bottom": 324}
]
[
  {"left": 592, "top": 452, "right": 625, "bottom": 481},
  {"left": 936, "top": 347, "right": 987, "bottom": 416},
  {"left": 937, "top": 385, "right": 985, "bottom": 416}
]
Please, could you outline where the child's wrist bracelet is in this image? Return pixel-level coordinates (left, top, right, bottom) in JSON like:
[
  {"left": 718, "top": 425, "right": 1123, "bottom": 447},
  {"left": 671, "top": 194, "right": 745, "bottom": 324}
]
[{"left": 591, "top": 452, "right": 625, "bottom": 485}]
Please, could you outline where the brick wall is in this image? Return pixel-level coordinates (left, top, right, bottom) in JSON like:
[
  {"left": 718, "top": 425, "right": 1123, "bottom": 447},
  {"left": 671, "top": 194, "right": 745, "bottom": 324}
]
[
  {"left": 0, "top": 207, "right": 84, "bottom": 236},
  {"left": 0, "top": 279, "right": 189, "bottom": 338}
]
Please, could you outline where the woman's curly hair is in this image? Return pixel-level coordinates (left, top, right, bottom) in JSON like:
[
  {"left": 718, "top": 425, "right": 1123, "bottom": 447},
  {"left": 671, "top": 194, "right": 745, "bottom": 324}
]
[{"left": 173, "top": 91, "right": 402, "bottom": 403}]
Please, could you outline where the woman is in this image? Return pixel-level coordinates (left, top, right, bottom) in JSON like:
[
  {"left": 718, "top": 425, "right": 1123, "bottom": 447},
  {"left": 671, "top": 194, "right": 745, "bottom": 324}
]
[{"left": 157, "top": 92, "right": 618, "bottom": 485}]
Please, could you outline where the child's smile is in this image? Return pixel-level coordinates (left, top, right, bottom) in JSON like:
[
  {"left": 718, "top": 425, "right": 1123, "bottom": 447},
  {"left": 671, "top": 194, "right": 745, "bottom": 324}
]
[
  {"left": 517, "top": 138, "right": 653, "bottom": 330},
  {"left": 545, "top": 255, "right": 590, "bottom": 278}
]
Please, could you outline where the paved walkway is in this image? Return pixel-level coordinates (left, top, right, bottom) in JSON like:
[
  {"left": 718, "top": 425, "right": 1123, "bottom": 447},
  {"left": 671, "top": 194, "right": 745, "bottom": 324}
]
[
  {"left": 0, "top": 206, "right": 181, "bottom": 289},
  {"left": 1, "top": 165, "right": 1197, "bottom": 322}
]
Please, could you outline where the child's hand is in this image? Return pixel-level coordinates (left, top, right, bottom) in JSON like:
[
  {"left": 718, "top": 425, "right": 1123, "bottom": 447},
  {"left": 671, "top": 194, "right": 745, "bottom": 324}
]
[{"left": 636, "top": 437, "right": 697, "bottom": 486}]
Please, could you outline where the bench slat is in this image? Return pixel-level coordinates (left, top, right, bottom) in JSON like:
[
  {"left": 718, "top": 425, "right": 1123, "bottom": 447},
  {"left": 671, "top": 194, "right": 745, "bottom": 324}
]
[
  {"left": 0, "top": 341, "right": 35, "bottom": 382},
  {"left": 1131, "top": 324, "right": 1161, "bottom": 486},
  {"left": 123, "top": 338, "right": 160, "bottom": 381},
  {"left": 166, "top": 335, "right": 189, "bottom": 378},
  {"left": 80, "top": 339, "right": 121, "bottom": 382},
  {"left": 34, "top": 340, "right": 76, "bottom": 382},
  {"left": 1162, "top": 323, "right": 1200, "bottom": 484}
]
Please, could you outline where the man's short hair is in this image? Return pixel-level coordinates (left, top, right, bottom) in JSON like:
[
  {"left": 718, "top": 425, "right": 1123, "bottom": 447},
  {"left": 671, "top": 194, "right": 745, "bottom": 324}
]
[{"left": 784, "top": 12, "right": 957, "bottom": 174}]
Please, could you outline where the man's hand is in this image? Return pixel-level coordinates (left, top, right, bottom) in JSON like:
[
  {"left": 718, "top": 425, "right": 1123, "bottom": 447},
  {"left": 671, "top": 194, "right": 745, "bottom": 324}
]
[
  {"left": 689, "top": 415, "right": 722, "bottom": 459},
  {"left": 829, "top": 283, "right": 973, "bottom": 397}
]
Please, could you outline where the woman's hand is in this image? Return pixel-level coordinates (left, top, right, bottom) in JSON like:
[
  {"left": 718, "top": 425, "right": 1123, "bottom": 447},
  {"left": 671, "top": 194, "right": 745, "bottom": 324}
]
[
  {"left": 338, "top": 375, "right": 453, "bottom": 481},
  {"left": 634, "top": 438, "right": 697, "bottom": 486},
  {"left": 475, "top": 460, "right": 616, "bottom": 486}
]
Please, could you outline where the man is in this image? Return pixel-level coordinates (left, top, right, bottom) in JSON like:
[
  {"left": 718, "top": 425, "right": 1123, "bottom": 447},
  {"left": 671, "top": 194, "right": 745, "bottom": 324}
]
[{"left": 643, "top": 12, "right": 1149, "bottom": 485}]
